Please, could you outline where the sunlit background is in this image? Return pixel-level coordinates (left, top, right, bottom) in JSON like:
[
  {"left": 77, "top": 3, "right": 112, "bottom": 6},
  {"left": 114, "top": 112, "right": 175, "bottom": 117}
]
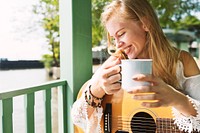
[
  {"left": 0, "top": 0, "right": 49, "bottom": 60},
  {"left": 0, "top": 1, "right": 53, "bottom": 132},
  {"left": 0, "top": 0, "right": 200, "bottom": 133}
]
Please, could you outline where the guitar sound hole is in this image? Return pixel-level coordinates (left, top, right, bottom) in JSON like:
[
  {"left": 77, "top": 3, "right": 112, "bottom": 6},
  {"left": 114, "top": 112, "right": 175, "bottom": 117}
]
[{"left": 131, "top": 112, "right": 156, "bottom": 133}]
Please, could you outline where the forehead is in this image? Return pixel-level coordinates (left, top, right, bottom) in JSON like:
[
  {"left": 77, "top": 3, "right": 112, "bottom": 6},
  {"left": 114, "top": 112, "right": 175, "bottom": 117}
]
[{"left": 106, "top": 17, "right": 134, "bottom": 37}]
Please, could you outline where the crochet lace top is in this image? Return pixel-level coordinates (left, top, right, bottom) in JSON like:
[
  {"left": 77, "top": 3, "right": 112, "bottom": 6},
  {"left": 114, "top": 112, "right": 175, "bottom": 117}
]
[{"left": 71, "top": 60, "right": 200, "bottom": 133}]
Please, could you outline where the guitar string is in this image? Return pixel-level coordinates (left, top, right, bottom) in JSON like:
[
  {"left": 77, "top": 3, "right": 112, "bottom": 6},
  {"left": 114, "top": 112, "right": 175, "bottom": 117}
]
[
  {"left": 106, "top": 116, "right": 181, "bottom": 131},
  {"left": 104, "top": 114, "right": 193, "bottom": 132},
  {"left": 114, "top": 124, "right": 156, "bottom": 132},
  {"left": 113, "top": 115, "right": 175, "bottom": 123},
  {"left": 115, "top": 125, "right": 157, "bottom": 132},
  {"left": 116, "top": 121, "right": 181, "bottom": 132}
]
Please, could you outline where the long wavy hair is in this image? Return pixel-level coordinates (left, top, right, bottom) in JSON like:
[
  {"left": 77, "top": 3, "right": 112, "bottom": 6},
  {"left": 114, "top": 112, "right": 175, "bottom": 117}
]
[{"left": 101, "top": 0, "right": 180, "bottom": 88}]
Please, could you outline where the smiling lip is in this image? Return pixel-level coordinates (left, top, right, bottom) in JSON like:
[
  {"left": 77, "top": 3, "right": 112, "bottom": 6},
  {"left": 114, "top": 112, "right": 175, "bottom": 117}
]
[{"left": 124, "top": 45, "right": 131, "bottom": 55}]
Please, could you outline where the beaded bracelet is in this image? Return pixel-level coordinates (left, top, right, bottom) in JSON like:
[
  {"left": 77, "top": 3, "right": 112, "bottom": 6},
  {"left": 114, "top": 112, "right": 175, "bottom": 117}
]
[{"left": 84, "top": 85, "right": 104, "bottom": 108}]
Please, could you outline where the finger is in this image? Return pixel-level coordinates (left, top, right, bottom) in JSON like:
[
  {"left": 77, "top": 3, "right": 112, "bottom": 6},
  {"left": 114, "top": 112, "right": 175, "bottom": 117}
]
[
  {"left": 141, "top": 101, "right": 161, "bottom": 108},
  {"left": 103, "top": 65, "right": 121, "bottom": 78},
  {"left": 109, "top": 82, "right": 121, "bottom": 91},
  {"left": 132, "top": 74, "right": 160, "bottom": 85},
  {"left": 103, "top": 56, "right": 120, "bottom": 69},
  {"left": 106, "top": 88, "right": 121, "bottom": 95},
  {"left": 108, "top": 73, "right": 121, "bottom": 84},
  {"left": 133, "top": 93, "right": 157, "bottom": 100},
  {"left": 128, "top": 86, "right": 153, "bottom": 94},
  {"left": 104, "top": 82, "right": 121, "bottom": 94}
]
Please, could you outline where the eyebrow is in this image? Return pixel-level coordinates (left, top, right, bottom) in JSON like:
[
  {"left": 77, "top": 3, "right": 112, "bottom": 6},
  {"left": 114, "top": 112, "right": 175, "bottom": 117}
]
[{"left": 110, "top": 28, "right": 125, "bottom": 38}]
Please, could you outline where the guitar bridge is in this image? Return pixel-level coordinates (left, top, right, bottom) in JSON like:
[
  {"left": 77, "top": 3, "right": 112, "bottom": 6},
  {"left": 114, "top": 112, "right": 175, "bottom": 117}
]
[{"left": 104, "top": 103, "right": 112, "bottom": 133}]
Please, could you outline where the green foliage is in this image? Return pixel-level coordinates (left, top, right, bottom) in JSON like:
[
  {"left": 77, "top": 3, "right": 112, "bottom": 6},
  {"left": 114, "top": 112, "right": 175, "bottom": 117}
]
[
  {"left": 148, "top": 0, "right": 200, "bottom": 29},
  {"left": 92, "top": 0, "right": 200, "bottom": 46},
  {"left": 92, "top": 0, "right": 111, "bottom": 46},
  {"left": 41, "top": 54, "right": 54, "bottom": 68},
  {"left": 33, "top": 0, "right": 200, "bottom": 66},
  {"left": 33, "top": 0, "right": 60, "bottom": 68},
  {"left": 179, "top": 15, "right": 200, "bottom": 29}
]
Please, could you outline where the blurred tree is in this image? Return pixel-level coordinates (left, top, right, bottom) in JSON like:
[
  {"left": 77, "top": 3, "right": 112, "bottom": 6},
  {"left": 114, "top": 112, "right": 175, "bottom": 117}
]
[
  {"left": 178, "top": 15, "right": 200, "bottom": 37},
  {"left": 33, "top": 0, "right": 200, "bottom": 66},
  {"left": 148, "top": 0, "right": 200, "bottom": 29},
  {"left": 92, "top": 0, "right": 200, "bottom": 46},
  {"left": 33, "top": 0, "right": 59, "bottom": 68},
  {"left": 92, "top": 0, "right": 111, "bottom": 47}
]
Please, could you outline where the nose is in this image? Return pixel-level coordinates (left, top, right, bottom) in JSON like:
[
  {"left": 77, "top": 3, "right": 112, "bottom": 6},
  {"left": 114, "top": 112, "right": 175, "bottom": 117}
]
[{"left": 116, "top": 41, "right": 124, "bottom": 48}]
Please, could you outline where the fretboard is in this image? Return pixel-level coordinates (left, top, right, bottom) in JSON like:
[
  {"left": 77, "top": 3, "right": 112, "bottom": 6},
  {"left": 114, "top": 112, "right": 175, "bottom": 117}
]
[{"left": 156, "top": 118, "right": 182, "bottom": 133}]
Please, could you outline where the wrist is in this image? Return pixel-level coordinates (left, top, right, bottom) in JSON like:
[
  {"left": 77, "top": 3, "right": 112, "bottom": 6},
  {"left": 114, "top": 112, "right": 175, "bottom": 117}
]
[
  {"left": 172, "top": 92, "right": 197, "bottom": 116},
  {"left": 90, "top": 84, "right": 105, "bottom": 99},
  {"left": 84, "top": 85, "right": 105, "bottom": 108}
]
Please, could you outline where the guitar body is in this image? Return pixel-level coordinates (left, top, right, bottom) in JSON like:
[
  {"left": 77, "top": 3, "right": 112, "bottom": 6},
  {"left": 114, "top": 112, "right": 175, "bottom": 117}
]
[
  {"left": 74, "top": 87, "right": 190, "bottom": 133},
  {"left": 101, "top": 90, "right": 183, "bottom": 133}
]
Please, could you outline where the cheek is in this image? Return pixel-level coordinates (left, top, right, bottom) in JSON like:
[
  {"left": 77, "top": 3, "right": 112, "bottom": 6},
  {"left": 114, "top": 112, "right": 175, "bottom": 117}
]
[
  {"left": 134, "top": 29, "right": 146, "bottom": 41},
  {"left": 128, "top": 32, "right": 147, "bottom": 58},
  {"left": 127, "top": 32, "right": 146, "bottom": 48}
]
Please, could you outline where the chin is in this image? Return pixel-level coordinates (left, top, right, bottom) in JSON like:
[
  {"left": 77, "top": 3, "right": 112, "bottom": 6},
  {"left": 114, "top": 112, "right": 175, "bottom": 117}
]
[{"left": 128, "top": 55, "right": 135, "bottom": 59}]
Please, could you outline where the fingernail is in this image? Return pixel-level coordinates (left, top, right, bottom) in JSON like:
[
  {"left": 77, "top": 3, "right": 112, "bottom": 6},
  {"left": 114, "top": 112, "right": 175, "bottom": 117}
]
[{"left": 132, "top": 76, "right": 138, "bottom": 80}]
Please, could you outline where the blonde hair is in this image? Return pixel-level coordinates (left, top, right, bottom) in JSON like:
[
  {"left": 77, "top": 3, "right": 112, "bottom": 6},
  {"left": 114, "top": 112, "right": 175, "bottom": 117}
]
[{"left": 101, "top": 0, "right": 180, "bottom": 88}]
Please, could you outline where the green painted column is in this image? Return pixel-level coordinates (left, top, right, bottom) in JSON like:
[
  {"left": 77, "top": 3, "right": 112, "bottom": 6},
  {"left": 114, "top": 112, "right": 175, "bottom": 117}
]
[{"left": 60, "top": 0, "right": 92, "bottom": 132}]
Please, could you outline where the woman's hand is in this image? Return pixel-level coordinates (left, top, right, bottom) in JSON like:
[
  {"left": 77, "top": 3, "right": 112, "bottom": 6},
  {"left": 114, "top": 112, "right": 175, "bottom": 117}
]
[
  {"left": 91, "top": 56, "right": 122, "bottom": 97},
  {"left": 128, "top": 74, "right": 185, "bottom": 108}
]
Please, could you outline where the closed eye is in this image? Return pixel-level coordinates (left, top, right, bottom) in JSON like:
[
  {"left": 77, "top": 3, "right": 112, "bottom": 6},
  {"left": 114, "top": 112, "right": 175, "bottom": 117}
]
[{"left": 118, "top": 32, "right": 125, "bottom": 38}]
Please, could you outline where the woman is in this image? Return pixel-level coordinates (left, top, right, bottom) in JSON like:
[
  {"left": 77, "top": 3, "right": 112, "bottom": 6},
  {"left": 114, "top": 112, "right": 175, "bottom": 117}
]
[{"left": 71, "top": 0, "right": 200, "bottom": 132}]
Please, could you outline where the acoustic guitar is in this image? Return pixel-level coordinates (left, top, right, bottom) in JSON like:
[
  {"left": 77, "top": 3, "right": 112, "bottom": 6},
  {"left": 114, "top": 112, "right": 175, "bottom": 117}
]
[
  {"left": 101, "top": 90, "right": 184, "bottom": 133},
  {"left": 74, "top": 88, "right": 197, "bottom": 133}
]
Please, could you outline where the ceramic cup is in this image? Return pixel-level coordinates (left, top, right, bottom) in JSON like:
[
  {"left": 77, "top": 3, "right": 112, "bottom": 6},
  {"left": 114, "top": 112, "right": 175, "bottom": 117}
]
[{"left": 121, "top": 59, "right": 152, "bottom": 92}]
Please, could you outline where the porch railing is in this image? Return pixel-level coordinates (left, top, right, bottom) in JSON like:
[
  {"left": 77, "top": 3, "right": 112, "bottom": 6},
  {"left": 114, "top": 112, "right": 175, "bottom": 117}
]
[{"left": 0, "top": 79, "right": 68, "bottom": 133}]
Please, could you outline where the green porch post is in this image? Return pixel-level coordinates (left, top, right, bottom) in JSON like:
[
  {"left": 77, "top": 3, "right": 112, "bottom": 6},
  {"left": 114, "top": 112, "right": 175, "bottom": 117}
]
[{"left": 60, "top": 0, "right": 92, "bottom": 132}]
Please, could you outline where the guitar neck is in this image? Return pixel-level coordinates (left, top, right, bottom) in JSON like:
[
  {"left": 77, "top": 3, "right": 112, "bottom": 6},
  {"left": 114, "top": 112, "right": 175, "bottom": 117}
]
[{"left": 156, "top": 118, "right": 181, "bottom": 132}]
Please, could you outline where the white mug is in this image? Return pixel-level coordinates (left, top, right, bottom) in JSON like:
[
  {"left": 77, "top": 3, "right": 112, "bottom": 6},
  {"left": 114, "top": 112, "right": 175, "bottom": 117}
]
[{"left": 121, "top": 59, "right": 152, "bottom": 92}]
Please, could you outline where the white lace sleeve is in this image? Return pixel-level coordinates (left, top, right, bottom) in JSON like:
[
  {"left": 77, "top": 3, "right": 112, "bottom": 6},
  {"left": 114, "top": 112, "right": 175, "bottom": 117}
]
[
  {"left": 71, "top": 95, "right": 103, "bottom": 133},
  {"left": 172, "top": 73, "right": 200, "bottom": 133},
  {"left": 172, "top": 96, "right": 200, "bottom": 133},
  {"left": 71, "top": 66, "right": 104, "bottom": 133}
]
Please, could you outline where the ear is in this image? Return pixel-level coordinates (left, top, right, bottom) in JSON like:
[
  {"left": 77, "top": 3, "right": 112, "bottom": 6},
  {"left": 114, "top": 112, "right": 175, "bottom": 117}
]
[
  {"left": 142, "top": 24, "right": 149, "bottom": 31},
  {"left": 141, "top": 17, "right": 149, "bottom": 31}
]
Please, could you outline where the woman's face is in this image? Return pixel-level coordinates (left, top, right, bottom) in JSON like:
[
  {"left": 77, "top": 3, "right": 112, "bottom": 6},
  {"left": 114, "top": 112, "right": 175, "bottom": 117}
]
[{"left": 106, "top": 16, "right": 148, "bottom": 59}]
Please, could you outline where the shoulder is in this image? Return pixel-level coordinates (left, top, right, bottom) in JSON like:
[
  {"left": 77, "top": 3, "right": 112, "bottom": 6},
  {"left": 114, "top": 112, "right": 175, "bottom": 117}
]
[{"left": 179, "top": 50, "right": 200, "bottom": 77}]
